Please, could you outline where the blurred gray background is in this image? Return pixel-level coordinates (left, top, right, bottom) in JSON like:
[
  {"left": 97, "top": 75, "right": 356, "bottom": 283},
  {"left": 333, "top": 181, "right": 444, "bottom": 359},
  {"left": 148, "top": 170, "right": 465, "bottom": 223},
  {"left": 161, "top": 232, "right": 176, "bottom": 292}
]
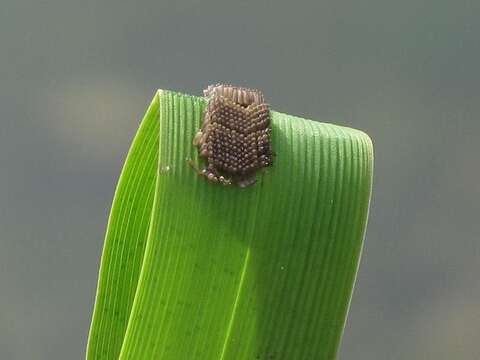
[{"left": 1, "top": 0, "right": 479, "bottom": 359}]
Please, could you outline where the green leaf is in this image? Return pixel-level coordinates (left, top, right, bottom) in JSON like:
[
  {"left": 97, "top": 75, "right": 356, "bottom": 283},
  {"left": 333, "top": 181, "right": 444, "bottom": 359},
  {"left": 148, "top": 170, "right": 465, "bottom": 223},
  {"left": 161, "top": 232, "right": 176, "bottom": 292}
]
[{"left": 87, "top": 89, "right": 373, "bottom": 359}]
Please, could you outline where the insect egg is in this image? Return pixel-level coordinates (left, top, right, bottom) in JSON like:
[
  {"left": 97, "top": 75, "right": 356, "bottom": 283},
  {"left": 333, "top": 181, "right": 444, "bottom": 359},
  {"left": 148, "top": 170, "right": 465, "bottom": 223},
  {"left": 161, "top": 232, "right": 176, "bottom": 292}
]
[{"left": 192, "top": 84, "right": 274, "bottom": 187}]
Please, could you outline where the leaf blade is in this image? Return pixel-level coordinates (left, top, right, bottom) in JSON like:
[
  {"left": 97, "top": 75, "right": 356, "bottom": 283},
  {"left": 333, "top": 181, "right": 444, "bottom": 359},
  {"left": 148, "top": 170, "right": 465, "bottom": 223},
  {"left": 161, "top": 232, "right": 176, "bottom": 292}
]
[{"left": 88, "top": 89, "right": 373, "bottom": 360}]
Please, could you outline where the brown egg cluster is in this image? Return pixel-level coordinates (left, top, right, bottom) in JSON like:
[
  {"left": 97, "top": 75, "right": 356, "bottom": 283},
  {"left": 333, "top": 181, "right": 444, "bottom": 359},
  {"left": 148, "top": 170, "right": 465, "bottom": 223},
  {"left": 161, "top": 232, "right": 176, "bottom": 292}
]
[{"left": 192, "top": 84, "right": 274, "bottom": 187}]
